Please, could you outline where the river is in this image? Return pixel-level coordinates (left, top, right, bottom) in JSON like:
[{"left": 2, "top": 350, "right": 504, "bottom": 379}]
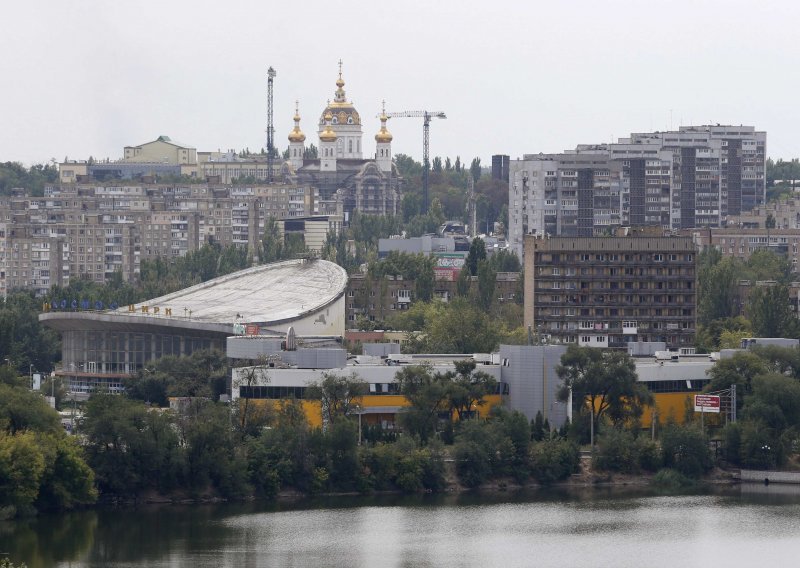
[{"left": 2, "top": 484, "right": 800, "bottom": 567}]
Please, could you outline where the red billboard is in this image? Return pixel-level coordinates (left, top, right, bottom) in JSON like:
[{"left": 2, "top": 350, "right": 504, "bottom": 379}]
[{"left": 694, "top": 394, "right": 721, "bottom": 413}]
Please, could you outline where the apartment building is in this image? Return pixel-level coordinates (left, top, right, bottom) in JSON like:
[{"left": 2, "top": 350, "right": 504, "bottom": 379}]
[
  {"left": 0, "top": 183, "right": 321, "bottom": 297},
  {"left": 509, "top": 125, "right": 766, "bottom": 257},
  {"left": 523, "top": 236, "right": 697, "bottom": 350}
]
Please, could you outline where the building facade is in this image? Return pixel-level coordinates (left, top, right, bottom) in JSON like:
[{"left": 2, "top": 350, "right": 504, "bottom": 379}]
[
  {"left": 509, "top": 125, "right": 766, "bottom": 257},
  {"left": 0, "top": 183, "right": 321, "bottom": 297},
  {"left": 523, "top": 236, "right": 697, "bottom": 349}
]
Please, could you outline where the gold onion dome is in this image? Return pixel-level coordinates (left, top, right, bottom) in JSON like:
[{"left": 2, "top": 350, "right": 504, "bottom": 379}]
[
  {"left": 319, "top": 111, "right": 338, "bottom": 142},
  {"left": 375, "top": 114, "right": 393, "bottom": 143},
  {"left": 288, "top": 105, "right": 306, "bottom": 143}
]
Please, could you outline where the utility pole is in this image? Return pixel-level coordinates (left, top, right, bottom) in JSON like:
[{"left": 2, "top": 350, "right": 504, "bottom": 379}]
[{"left": 267, "top": 66, "right": 277, "bottom": 183}]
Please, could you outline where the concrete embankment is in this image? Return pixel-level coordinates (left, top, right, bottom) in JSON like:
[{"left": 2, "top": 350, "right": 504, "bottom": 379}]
[{"left": 741, "top": 469, "right": 800, "bottom": 484}]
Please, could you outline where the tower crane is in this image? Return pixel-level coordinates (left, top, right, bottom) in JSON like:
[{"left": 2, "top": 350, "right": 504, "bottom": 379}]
[
  {"left": 383, "top": 110, "right": 446, "bottom": 214},
  {"left": 266, "top": 66, "right": 276, "bottom": 183}
]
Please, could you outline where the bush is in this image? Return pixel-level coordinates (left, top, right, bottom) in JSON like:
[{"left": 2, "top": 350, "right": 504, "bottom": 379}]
[
  {"left": 721, "top": 422, "right": 742, "bottom": 466},
  {"left": 653, "top": 468, "right": 695, "bottom": 490},
  {"left": 529, "top": 438, "right": 580, "bottom": 484},
  {"left": 739, "top": 420, "right": 779, "bottom": 469},
  {"left": 359, "top": 438, "right": 445, "bottom": 493},
  {"left": 636, "top": 438, "right": 662, "bottom": 472},
  {"left": 660, "top": 424, "right": 712, "bottom": 478},
  {"left": 454, "top": 438, "right": 492, "bottom": 487},
  {"left": 594, "top": 429, "right": 638, "bottom": 473}
]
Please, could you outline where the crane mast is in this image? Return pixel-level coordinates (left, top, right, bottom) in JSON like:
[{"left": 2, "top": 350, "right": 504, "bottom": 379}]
[
  {"left": 266, "top": 66, "right": 276, "bottom": 183},
  {"left": 384, "top": 110, "right": 446, "bottom": 215}
]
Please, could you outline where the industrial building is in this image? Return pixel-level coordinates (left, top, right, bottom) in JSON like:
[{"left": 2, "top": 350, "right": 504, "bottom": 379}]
[
  {"left": 230, "top": 337, "right": 718, "bottom": 431},
  {"left": 39, "top": 259, "right": 347, "bottom": 393}
]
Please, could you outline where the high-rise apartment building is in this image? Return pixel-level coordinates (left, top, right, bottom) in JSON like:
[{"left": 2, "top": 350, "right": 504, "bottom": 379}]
[
  {"left": 509, "top": 125, "right": 766, "bottom": 257},
  {"left": 523, "top": 235, "right": 697, "bottom": 350}
]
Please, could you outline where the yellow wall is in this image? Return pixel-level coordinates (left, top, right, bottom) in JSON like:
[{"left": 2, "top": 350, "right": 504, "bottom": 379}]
[
  {"left": 245, "top": 393, "right": 505, "bottom": 429},
  {"left": 641, "top": 392, "right": 725, "bottom": 428}
]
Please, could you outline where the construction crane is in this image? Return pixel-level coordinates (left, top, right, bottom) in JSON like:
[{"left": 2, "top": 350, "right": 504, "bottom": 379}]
[
  {"left": 266, "top": 66, "right": 276, "bottom": 183},
  {"left": 384, "top": 110, "right": 446, "bottom": 214}
]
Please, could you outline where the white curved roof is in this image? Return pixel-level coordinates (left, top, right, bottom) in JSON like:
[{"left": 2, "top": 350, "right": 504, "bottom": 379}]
[{"left": 116, "top": 259, "right": 347, "bottom": 325}]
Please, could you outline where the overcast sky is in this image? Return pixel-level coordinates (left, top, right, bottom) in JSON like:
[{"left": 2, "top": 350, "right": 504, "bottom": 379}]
[{"left": 3, "top": 0, "right": 798, "bottom": 166}]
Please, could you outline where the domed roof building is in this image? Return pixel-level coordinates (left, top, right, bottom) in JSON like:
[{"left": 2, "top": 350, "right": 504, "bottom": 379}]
[{"left": 283, "top": 62, "right": 402, "bottom": 218}]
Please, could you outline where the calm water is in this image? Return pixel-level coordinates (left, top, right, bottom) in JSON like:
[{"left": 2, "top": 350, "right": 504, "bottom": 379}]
[{"left": 2, "top": 485, "right": 800, "bottom": 568}]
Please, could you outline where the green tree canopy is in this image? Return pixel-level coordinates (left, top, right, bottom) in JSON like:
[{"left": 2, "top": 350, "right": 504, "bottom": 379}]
[
  {"left": 556, "top": 346, "right": 652, "bottom": 438},
  {"left": 306, "top": 371, "right": 368, "bottom": 426}
]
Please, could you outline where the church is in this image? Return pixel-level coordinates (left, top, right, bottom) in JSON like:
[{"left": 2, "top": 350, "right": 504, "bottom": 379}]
[{"left": 281, "top": 64, "right": 403, "bottom": 218}]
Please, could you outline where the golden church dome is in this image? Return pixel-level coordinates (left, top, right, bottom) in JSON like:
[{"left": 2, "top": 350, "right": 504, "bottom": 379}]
[
  {"left": 375, "top": 113, "right": 393, "bottom": 143},
  {"left": 319, "top": 112, "right": 338, "bottom": 142},
  {"left": 319, "top": 63, "right": 361, "bottom": 125},
  {"left": 288, "top": 105, "right": 306, "bottom": 143}
]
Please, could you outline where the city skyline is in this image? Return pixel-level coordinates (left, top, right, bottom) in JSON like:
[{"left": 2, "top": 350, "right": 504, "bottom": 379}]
[{"left": 3, "top": 0, "right": 798, "bottom": 166}]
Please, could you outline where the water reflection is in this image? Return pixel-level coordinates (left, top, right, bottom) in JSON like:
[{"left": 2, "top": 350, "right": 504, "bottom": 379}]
[{"left": 1, "top": 487, "right": 799, "bottom": 568}]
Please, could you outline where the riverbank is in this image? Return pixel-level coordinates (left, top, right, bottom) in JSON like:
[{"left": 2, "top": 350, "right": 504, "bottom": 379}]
[{"left": 124, "top": 457, "right": 743, "bottom": 507}]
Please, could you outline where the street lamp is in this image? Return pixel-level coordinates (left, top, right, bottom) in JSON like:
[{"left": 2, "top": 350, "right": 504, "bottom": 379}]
[{"left": 352, "top": 403, "right": 363, "bottom": 445}]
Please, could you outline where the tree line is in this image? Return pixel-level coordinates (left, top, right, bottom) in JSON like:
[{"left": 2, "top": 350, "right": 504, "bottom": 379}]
[{"left": 696, "top": 247, "right": 800, "bottom": 351}]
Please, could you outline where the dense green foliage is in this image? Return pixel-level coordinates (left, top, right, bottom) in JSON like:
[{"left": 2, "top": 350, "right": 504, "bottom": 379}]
[
  {"left": 0, "top": 293, "right": 61, "bottom": 374},
  {"left": 385, "top": 294, "right": 524, "bottom": 354},
  {"left": 0, "top": 162, "right": 59, "bottom": 196},
  {"left": 696, "top": 246, "right": 800, "bottom": 352},
  {"left": 707, "top": 345, "right": 800, "bottom": 469},
  {"left": 0, "top": 381, "right": 96, "bottom": 518},
  {"left": 124, "top": 349, "right": 230, "bottom": 406},
  {"left": 556, "top": 345, "right": 653, "bottom": 436}
]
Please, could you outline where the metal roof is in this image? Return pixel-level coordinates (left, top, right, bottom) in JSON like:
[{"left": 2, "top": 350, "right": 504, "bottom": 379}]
[
  {"left": 40, "top": 259, "right": 347, "bottom": 333},
  {"left": 119, "top": 259, "right": 346, "bottom": 325}
]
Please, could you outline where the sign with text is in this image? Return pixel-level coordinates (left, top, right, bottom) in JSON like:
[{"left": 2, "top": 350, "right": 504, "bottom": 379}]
[{"left": 694, "top": 394, "right": 721, "bottom": 413}]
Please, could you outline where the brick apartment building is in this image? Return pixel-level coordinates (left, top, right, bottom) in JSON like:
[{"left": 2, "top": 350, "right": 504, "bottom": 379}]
[{"left": 523, "top": 235, "right": 697, "bottom": 349}]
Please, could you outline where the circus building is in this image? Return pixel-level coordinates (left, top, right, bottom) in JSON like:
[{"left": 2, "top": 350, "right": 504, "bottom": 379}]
[
  {"left": 282, "top": 63, "right": 402, "bottom": 218},
  {"left": 38, "top": 259, "right": 347, "bottom": 394}
]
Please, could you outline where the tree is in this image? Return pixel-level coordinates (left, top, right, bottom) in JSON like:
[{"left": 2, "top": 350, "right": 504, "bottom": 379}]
[
  {"left": 423, "top": 298, "right": 501, "bottom": 353},
  {"left": 744, "top": 373, "right": 800, "bottom": 433},
  {"left": 750, "top": 344, "right": 800, "bottom": 379},
  {"left": 476, "top": 259, "right": 497, "bottom": 310},
  {"left": 445, "top": 360, "right": 497, "bottom": 421},
  {"left": 232, "top": 360, "right": 272, "bottom": 439},
  {"left": 766, "top": 213, "right": 777, "bottom": 229},
  {"left": 306, "top": 371, "right": 368, "bottom": 427},
  {"left": 698, "top": 254, "right": 739, "bottom": 324},
  {"left": 660, "top": 424, "right": 712, "bottom": 478},
  {"left": 456, "top": 265, "right": 471, "bottom": 297},
  {"left": 395, "top": 365, "right": 450, "bottom": 443},
  {"left": 556, "top": 346, "right": 651, "bottom": 445},
  {"left": 0, "top": 384, "right": 61, "bottom": 435},
  {"left": 748, "top": 284, "right": 797, "bottom": 338},
  {"left": 744, "top": 250, "right": 793, "bottom": 284},
  {"left": 470, "top": 157, "right": 482, "bottom": 184},
  {"left": 261, "top": 216, "right": 283, "bottom": 263},
  {"left": 0, "top": 431, "right": 45, "bottom": 510},
  {"left": 705, "top": 351, "right": 766, "bottom": 396},
  {"left": 466, "top": 238, "right": 487, "bottom": 276}
]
